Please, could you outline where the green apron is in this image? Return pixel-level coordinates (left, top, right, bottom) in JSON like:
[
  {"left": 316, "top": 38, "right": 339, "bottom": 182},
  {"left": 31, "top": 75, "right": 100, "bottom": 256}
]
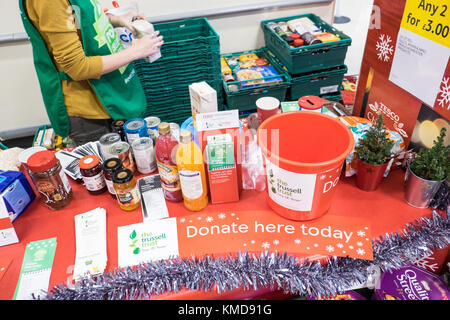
[{"left": 19, "top": 0, "right": 147, "bottom": 138}]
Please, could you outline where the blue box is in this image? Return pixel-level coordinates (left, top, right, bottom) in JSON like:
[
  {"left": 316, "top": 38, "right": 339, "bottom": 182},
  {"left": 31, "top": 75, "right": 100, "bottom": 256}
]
[{"left": 0, "top": 171, "right": 36, "bottom": 222}]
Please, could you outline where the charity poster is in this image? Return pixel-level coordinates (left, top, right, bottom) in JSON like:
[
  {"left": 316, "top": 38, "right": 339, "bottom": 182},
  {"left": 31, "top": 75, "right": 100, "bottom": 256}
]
[{"left": 117, "top": 209, "right": 373, "bottom": 268}]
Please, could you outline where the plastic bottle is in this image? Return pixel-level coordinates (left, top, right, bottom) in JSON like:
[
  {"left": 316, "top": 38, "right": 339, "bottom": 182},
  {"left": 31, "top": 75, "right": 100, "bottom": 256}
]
[
  {"left": 155, "top": 122, "right": 183, "bottom": 202},
  {"left": 176, "top": 130, "right": 208, "bottom": 211}
]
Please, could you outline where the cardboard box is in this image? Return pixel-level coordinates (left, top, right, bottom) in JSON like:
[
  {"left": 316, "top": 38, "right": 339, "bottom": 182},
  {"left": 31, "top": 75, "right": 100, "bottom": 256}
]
[
  {"left": 0, "top": 171, "right": 36, "bottom": 222},
  {"left": 196, "top": 110, "right": 243, "bottom": 195},
  {"left": 189, "top": 82, "right": 218, "bottom": 123},
  {"left": 206, "top": 134, "right": 239, "bottom": 204},
  {"left": 0, "top": 195, "right": 19, "bottom": 247}
]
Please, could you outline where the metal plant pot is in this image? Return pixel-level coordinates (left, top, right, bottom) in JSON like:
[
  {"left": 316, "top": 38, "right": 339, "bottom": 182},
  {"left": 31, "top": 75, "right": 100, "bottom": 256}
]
[{"left": 404, "top": 164, "right": 444, "bottom": 209}]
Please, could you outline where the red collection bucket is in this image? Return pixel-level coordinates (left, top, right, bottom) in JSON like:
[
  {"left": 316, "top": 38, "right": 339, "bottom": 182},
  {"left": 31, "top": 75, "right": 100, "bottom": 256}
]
[{"left": 257, "top": 111, "right": 354, "bottom": 221}]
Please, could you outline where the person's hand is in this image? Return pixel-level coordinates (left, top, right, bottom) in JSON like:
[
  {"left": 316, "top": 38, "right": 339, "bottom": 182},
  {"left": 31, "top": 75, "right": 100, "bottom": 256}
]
[
  {"left": 130, "top": 31, "right": 164, "bottom": 60},
  {"left": 108, "top": 11, "right": 146, "bottom": 34}
]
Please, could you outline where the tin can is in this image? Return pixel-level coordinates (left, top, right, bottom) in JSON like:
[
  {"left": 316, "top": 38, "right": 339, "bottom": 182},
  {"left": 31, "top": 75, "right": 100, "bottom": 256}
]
[
  {"left": 170, "top": 122, "right": 180, "bottom": 142},
  {"left": 99, "top": 133, "right": 121, "bottom": 160},
  {"left": 111, "top": 119, "right": 127, "bottom": 141},
  {"left": 109, "top": 141, "right": 136, "bottom": 173},
  {"left": 124, "top": 118, "right": 148, "bottom": 145},
  {"left": 145, "top": 116, "right": 161, "bottom": 144},
  {"left": 131, "top": 137, "right": 157, "bottom": 174}
]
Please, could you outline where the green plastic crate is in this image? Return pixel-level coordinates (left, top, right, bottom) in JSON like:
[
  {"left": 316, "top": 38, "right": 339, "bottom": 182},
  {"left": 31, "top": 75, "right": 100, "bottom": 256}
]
[
  {"left": 154, "top": 18, "right": 220, "bottom": 58},
  {"left": 320, "top": 91, "right": 342, "bottom": 102},
  {"left": 222, "top": 48, "right": 290, "bottom": 113},
  {"left": 261, "top": 13, "right": 352, "bottom": 74}
]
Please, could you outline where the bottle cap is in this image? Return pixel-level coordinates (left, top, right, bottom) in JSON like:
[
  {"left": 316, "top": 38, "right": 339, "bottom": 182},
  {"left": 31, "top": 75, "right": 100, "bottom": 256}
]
[
  {"left": 294, "top": 38, "right": 305, "bottom": 47},
  {"left": 27, "top": 150, "right": 58, "bottom": 173},
  {"left": 113, "top": 169, "right": 134, "bottom": 184},
  {"left": 180, "top": 130, "right": 193, "bottom": 144},
  {"left": 79, "top": 155, "right": 101, "bottom": 170},
  {"left": 158, "top": 122, "right": 171, "bottom": 135},
  {"left": 290, "top": 33, "right": 301, "bottom": 40}
]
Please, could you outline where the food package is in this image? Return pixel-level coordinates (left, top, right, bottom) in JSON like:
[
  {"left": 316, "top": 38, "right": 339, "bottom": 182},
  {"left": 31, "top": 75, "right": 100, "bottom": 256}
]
[
  {"left": 374, "top": 265, "right": 450, "bottom": 300},
  {"left": 308, "top": 291, "right": 367, "bottom": 300},
  {"left": 338, "top": 116, "right": 406, "bottom": 178},
  {"left": 235, "top": 66, "right": 282, "bottom": 89},
  {"left": 189, "top": 82, "right": 218, "bottom": 123}
]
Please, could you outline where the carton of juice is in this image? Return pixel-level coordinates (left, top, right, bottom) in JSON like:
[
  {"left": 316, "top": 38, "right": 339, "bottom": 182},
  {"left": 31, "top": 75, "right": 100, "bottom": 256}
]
[
  {"left": 189, "top": 82, "right": 218, "bottom": 124},
  {"left": 206, "top": 134, "right": 239, "bottom": 204}
]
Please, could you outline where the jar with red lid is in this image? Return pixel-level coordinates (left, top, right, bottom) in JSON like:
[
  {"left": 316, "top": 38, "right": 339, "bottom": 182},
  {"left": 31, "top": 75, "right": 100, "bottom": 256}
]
[
  {"left": 79, "top": 155, "right": 107, "bottom": 195},
  {"left": 27, "top": 150, "right": 73, "bottom": 210}
]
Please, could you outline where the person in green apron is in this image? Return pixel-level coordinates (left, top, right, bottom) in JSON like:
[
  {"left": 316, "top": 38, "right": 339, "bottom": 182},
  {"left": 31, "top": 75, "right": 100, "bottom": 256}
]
[{"left": 20, "top": 0, "right": 164, "bottom": 146}]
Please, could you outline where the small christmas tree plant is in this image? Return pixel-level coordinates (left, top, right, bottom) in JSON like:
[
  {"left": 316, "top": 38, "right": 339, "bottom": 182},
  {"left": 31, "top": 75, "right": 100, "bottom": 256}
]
[
  {"left": 409, "top": 128, "right": 449, "bottom": 182},
  {"left": 354, "top": 114, "right": 394, "bottom": 191},
  {"left": 405, "top": 127, "right": 450, "bottom": 208}
]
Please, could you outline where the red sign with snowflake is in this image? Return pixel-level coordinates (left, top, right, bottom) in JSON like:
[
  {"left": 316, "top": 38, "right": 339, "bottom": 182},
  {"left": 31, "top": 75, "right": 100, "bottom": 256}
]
[{"left": 176, "top": 210, "right": 373, "bottom": 261}]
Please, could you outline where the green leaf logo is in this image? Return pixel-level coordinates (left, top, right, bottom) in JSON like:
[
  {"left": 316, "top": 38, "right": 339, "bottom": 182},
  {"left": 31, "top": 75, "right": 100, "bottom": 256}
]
[
  {"left": 133, "top": 247, "right": 140, "bottom": 255},
  {"left": 130, "top": 230, "right": 137, "bottom": 240}
]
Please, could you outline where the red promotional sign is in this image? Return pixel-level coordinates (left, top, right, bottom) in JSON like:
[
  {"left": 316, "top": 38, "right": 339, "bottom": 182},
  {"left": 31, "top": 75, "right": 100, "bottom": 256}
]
[{"left": 176, "top": 209, "right": 373, "bottom": 261}]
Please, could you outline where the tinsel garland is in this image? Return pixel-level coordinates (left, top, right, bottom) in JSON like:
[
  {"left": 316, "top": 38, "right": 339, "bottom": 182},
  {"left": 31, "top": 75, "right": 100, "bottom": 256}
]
[{"left": 42, "top": 210, "right": 449, "bottom": 300}]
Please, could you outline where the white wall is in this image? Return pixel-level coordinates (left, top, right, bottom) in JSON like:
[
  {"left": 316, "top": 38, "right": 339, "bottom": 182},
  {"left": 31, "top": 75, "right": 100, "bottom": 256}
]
[{"left": 0, "top": 0, "right": 336, "bottom": 138}]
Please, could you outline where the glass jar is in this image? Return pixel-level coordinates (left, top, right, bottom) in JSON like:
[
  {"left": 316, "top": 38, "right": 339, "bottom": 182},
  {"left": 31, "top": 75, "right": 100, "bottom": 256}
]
[
  {"left": 111, "top": 119, "right": 127, "bottom": 142},
  {"left": 113, "top": 169, "right": 141, "bottom": 211},
  {"left": 27, "top": 150, "right": 73, "bottom": 210},
  {"left": 79, "top": 155, "right": 107, "bottom": 195},
  {"left": 103, "top": 158, "right": 124, "bottom": 198}
]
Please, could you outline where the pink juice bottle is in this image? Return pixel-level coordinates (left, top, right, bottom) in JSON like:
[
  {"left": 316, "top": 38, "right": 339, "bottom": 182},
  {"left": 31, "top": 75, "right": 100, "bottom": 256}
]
[{"left": 155, "top": 122, "right": 183, "bottom": 202}]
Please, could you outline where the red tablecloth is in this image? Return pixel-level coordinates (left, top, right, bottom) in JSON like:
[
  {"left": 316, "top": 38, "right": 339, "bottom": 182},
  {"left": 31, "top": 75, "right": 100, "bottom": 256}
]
[{"left": 0, "top": 168, "right": 434, "bottom": 300}]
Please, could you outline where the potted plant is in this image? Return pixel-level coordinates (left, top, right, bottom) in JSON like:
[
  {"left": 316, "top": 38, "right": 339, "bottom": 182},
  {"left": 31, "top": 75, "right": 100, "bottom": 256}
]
[
  {"left": 404, "top": 127, "right": 449, "bottom": 208},
  {"left": 354, "top": 114, "right": 394, "bottom": 191}
]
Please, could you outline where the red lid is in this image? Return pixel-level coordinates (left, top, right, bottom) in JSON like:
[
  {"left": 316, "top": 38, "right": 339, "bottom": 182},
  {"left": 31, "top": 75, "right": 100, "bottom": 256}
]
[
  {"left": 27, "top": 150, "right": 58, "bottom": 173},
  {"left": 294, "top": 38, "right": 305, "bottom": 47},
  {"left": 290, "top": 33, "right": 301, "bottom": 40},
  {"left": 79, "top": 155, "right": 101, "bottom": 170},
  {"left": 298, "top": 95, "right": 329, "bottom": 110}
]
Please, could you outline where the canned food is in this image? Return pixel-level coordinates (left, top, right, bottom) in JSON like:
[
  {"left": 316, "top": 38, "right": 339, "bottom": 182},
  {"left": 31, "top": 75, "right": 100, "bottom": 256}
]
[
  {"left": 145, "top": 116, "right": 161, "bottom": 144},
  {"left": 131, "top": 137, "right": 157, "bottom": 174},
  {"left": 99, "top": 133, "right": 121, "bottom": 160},
  {"left": 109, "top": 141, "right": 136, "bottom": 173},
  {"left": 124, "top": 118, "right": 148, "bottom": 145}
]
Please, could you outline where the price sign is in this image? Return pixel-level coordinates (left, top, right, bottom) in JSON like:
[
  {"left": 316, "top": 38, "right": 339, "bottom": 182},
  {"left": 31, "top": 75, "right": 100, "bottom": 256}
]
[{"left": 400, "top": 0, "right": 450, "bottom": 47}]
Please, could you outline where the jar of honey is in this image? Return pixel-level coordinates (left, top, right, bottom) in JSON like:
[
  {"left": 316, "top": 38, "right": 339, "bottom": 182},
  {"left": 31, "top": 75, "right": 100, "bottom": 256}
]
[
  {"left": 27, "top": 150, "right": 73, "bottom": 210},
  {"left": 113, "top": 169, "right": 141, "bottom": 211},
  {"left": 103, "top": 158, "right": 123, "bottom": 198},
  {"left": 79, "top": 155, "right": 107, "bottom": 195}
]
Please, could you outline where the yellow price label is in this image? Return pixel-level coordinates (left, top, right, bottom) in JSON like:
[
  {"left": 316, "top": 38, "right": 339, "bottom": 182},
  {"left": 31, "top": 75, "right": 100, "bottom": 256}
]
[{"left": 400, "top": 0, "right": 450, "bottom": 47}]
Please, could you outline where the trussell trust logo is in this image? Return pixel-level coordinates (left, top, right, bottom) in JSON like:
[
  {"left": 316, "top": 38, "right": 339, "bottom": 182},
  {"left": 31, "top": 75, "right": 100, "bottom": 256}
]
[{"left": 129, "top": 230, "right": 168, "bottom": 255}]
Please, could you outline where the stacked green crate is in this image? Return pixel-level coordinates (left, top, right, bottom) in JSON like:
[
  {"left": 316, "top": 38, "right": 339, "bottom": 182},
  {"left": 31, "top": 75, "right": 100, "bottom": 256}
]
[
  {"left": 134, "top": 18, "right": 224, "bottom": 125},
  {"left": 261, "top": 14, "right": 351, "bottom": 102},
  {"left": 221, "top": 48, "right": 290, "bottom": 113}
]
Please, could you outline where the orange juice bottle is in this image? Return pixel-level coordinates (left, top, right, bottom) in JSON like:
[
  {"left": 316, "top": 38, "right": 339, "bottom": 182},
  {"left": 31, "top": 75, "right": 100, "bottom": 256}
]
[{"left": 176, "top": 130, "right": 208, "bottom": 211}]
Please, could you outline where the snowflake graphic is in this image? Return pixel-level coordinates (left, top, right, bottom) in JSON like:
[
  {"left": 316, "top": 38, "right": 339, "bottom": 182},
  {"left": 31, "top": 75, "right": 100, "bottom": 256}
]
[
  {"left": 180, "top": 218, "right": 186, "bottom": 223},
  {"left": 243, "top": 243, "right": 247, "bottom": 247},
  {"left": 325, "top": 245, "right": 335, "bottom": 253},
  {"left": 357, "top": 230, "right": 366, "bottom": 237},
  {"left": 437, "top": 77, "right": 450, "bottom": 109},
  {"left": 313, "top": 243, "right": 319, "bottom": 248},
  {"left": 376, "top": 34, "right": 394, "bottom": 62},
  {"left": 414, "top": 252, "right": 438, "bottom": 272},
  {"left": 349, "top": 245, "right": 354, "bottom": 250},
  {"left": 206, "top": 217, "right": 213, "bottom": 222},
  {"left": 197, "top": 217, "right": 202, "bottom": 221},
  {"left": 262, "top": 242, "right": 270, "bottom": 249},
  {"left": 337, "top": 243, "right": 344, "bottom": 249},
  {"left": 273, "top": 240, "right": 280, "bottom": 245},
  {"left": 218, "top": 213, "right": 226, "bottom": 220},
  {"left": 294, "top": 239, "right": 301, "bottom": 245},
  {"left": 356, "top": 248, "right": 366, "bottom": 256},
  {"left": 231, "top": 213, "right": 235, "bottom": 216},
  {"left": 357, "top": 241, "right": 363, "bottom": 247},
  {"left": 251, "top": 240, "right": 255, "bottom": 244},
  {"left": 320, "top": 174, "right": 327, "bottom": 180}
]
